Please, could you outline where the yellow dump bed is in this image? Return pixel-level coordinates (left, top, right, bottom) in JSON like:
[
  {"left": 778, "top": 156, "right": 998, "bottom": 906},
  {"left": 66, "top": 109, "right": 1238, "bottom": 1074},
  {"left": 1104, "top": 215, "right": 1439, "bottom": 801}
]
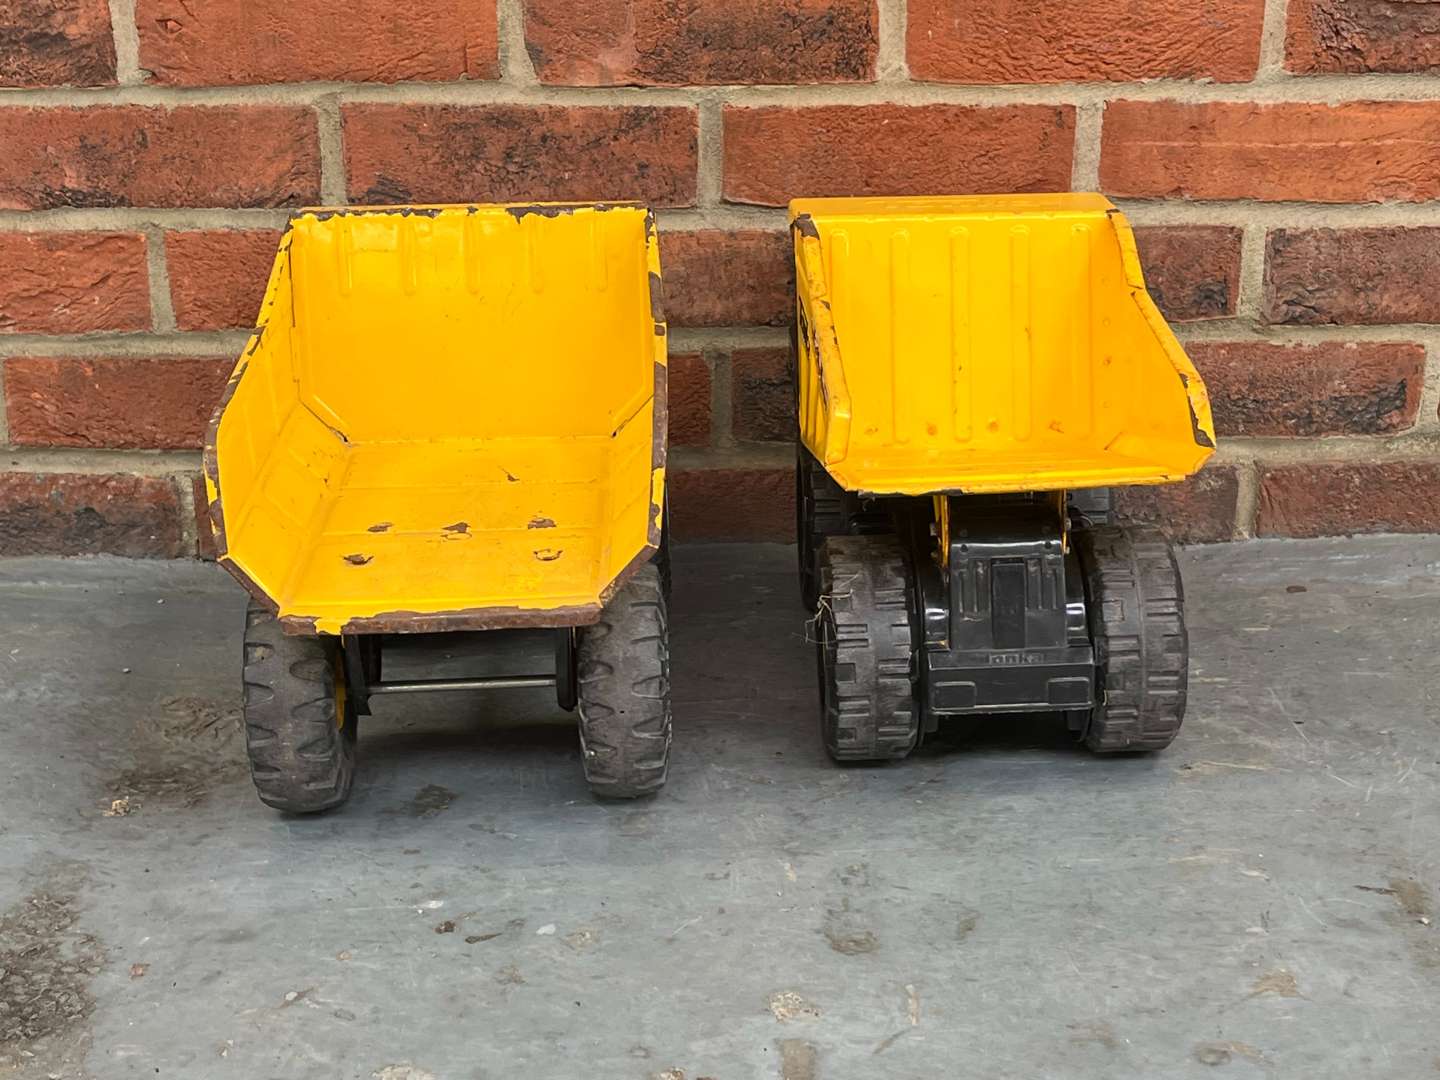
[
  {"left": 204, "top": 203, "right": 666, "bottom": 635},
  {"left": 790, "top": 194, "right": 1215, "bottom": 496}
]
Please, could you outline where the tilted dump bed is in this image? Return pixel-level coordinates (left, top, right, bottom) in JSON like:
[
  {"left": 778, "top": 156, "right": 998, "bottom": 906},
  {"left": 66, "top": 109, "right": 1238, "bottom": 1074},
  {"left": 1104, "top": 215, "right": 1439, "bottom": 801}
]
[
  {"left": 790, "top": 194, "right": 1215, "bottom": 496},
  {"left": 204, "top": 203, "right": 666, "bottom": 635}
]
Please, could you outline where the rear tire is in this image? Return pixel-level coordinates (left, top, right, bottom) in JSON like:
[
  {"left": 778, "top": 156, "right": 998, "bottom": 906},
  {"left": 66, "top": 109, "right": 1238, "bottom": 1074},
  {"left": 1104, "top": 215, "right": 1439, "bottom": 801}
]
[
  {"left": 1075, "top": 526, "right": 1188, "bottom": 753},
  {"left": 577, "top": 563, "right": 672, "bottom": 798},
  {"left": 241, "top": 600, "right": 357, "bottom": 813},
  {"left": 815, "top": 535, "right": 920, "bottom": 762}
]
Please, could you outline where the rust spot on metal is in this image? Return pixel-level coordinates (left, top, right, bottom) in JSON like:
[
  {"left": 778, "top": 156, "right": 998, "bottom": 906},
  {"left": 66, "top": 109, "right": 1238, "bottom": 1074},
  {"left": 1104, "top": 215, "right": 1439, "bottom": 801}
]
[
  {"left": 500, "top": 467, "right": 519, "bottom": 483},
  {"left": 338, "top": 602, "right": 603, "bottom": 635},
  {"left": 533, "top": 548, "right": 563, "bottom": 562},
  {"left": 442, "top": 521, "right": 470, "bottom": 534},
  {"left": 1180, "top": 372, "right": 1216, "bottom": 449},
  {"left": 343, "top": 553, "right": 373, "bottom": 566},
  {"left": 506, "top": 204, "right": 576, "bottom": 221},
  {"left": 367, "top": 522, "right": 392, "bottom": 533},
  {"left": 302, "top": 206, "right": 446, "bottom": 223},
  {"left": 792, "top": 214, "right": 820, "bottom": 240},
  {"left": 527, "top": 516, "right": 557, "bottom": 530},
  {"left": 648, "top": 270, "right": 666, "bottom": 324},
  {"left": 654, "top": 322, "right": 666, "bottom": 336},
  {"left": 278, "top": 614, "right": 323, "bottom": 636},
  {"left": 505, "top": 201, "right": 643, "bottom": 222}
]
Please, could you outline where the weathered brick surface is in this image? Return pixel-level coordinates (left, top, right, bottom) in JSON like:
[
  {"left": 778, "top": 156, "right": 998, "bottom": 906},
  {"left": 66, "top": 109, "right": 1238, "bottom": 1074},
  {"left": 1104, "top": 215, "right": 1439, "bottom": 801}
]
[
  {"left": 0, "top": 0, "right": 115, "bottom": 87},
  {"left": 908, "top": 0, "right": 1264, "bottom": 83},
  {"left": 668, "top": 352, "right": 711, "bottom": 447},
  {"left": 0, "top": 233, "right": 150, "bottom": 334},
  {"left": 1189, "top": 341, "right": 1424, "bottom": 437},
  {"left": 0, "top": 472, "right": 185, "bottom": 557},
  {"left": 137, "top": 0, "right": 498, "bottom": 85},
  {"left": 1101, "top": 100, "right": 1440, "bottom": 203},
  {"left": 671, "top": 466, "right": 794, "bottom": 541},
  {"left": 723, "top": 105, "right": 1074, "bottom": 206},
  {"left": 524, "top": 0, "right": 877, "bottom": 85},
  {"left": 662, "top": 230, "right": 792, "bottom": 327},
  {"left": 5, "top": 356, "right": 232, "bottom": 449},
  {"left": 1257, "top": 461, "right": 1440, "bottom": 536},
  {"left": 166, "top": 230, "right": 282, "bottom": 331},
  {"left": 344, "top": 104, "right": 698, "bottom": 207},
  {"left": 1134, "top": 226, "right": 1242, "bottom": 322},
  {"left": 1113, "top": 466, "right": 1240, "bottom": 544},
  {"left": 1287, "top": 0, "right": 1440, "bottom": 74},
  {"left": 732, "top": 348, "right": 794, "bottom": 443},
  {"left": 0, "top": 106, "right": 321, "bottom": 210},
  {"left": 1265, "top": 228, "right": 1440, "bottom": 325}
]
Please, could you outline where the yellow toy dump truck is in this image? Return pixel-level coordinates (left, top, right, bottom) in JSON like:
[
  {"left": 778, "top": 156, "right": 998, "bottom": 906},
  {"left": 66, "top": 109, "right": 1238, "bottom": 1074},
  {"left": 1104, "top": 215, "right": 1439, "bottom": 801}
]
[
  {"left": 204, "top": 203, "right": 671, "bottom": 812},
  {"left": 792, "top": 194, "right": 1215, "bottom": 761}
]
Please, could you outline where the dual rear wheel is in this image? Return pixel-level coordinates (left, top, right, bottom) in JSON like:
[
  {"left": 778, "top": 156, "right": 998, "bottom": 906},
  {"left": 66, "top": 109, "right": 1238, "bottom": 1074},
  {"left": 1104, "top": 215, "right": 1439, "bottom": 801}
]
[{"left": 810, "top": 525, "right": 1190, "bottom": 763}]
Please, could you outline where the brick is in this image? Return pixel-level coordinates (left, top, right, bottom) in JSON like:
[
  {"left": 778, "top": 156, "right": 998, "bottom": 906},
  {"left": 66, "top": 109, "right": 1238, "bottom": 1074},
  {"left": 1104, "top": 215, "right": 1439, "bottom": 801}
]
[
  {"left": 908, "top": 0, "right": 1263, "bottom": 83},
  {"left": 166, "top": 230, "right": 282, "bottom": 331},
  {"left": 723, "top": 104, "right": 1074, "bottom": 207},
  {"left": 0, "top": 0, "right": 115, "bottom": 86},
  {"left": 1100, "top": 100, "right": 1440, "bottom": 203},
  {"left": 0, "top": 106, "right": 321, "bottom": 210},
  {"left": 1265, "top": 228, "right": 1440, "bottom": 325},
  {"left": 524, "top": 0, "right": 877, "bottom": 85},
  {"left": 1188, "top": 341, "right": 1424, "bottom": 437},
  {"left": 5, "top": 356, "right": 232, "bottom": 450},
  {"left": 670, "top": 466, "right": 794, "bottom": 541},
  {"left": 1287, "top": 0, "right": 1440, "bottom": 74},
  {"left": 732, "top": 348, "right": 794, "bottom": 442},
  {"left": 192, "top": 474, "right": 218, "bottom": 559},
  {"left": 668, "top": 352, "right": 711, "bottom": 447},
  {"left": 1113, "top": 465, "right": 1240, "bottom": 544},
  {"left": 0, "top": 472, "right": 184, "bottom": 557},
  {"left": 137, "top": 0, "right": 497, "bottom": 85},
  {"left": 344, "top": 104, "right": 698, "bottom": 207},
  {"left": 1257, "top": 461, "right": 1440, "bottom": 537},
  {"left": 663, "top": 230, "right": 792, "bottom": 327},
  {"left": 1134, "top": 226, "right": 1241, "bottom": 323},
  {"left": 0, "top": 233, "right": 149, "bottom": 334}
]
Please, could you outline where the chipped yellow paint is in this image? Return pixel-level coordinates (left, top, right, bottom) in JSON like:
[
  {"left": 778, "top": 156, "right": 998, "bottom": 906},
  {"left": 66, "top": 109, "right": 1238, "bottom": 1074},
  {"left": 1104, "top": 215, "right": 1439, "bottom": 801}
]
[
  {"left": 789, "top": 194, "right": 1215, "bottom": 496},
  {"left": 205, "top": 203, "right": 667, "bottom": 634}
]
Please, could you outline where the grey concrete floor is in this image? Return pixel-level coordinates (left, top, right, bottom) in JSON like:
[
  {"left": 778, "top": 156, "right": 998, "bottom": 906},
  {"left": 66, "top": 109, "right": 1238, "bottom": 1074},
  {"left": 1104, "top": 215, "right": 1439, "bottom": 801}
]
[{"left": 1, "top": 538, "right": 1438, "bottom": 1080}]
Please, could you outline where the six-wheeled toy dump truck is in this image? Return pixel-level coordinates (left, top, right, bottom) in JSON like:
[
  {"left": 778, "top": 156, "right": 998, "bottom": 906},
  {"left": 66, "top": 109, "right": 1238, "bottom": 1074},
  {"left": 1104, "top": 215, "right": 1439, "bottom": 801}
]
[
  {"left": 792, "top": 194, "right": 1216, "bottom": 761},
  {"left": 204, "top": 203, "right": 671, "bottom": 813}
]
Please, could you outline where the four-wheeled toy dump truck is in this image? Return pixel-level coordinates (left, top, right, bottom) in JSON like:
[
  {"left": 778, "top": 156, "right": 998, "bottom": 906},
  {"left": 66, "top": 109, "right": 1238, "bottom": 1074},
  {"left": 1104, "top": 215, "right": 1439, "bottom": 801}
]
[
  {"left": 792, "top": 194, "right": 1216, "bottom": 761},
  {"left": 205, "top": 203, "right": 671, "bottom": 813}
]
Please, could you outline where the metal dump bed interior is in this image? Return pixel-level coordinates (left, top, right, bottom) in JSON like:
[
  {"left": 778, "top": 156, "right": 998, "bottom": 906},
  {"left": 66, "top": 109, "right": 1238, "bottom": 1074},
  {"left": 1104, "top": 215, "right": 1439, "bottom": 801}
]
[
  {"left": 204, "top": 203, "right": 666, "bottom": 635},
  {"left": 790, "top": 194, "right": 1215, "bottom": 496}
]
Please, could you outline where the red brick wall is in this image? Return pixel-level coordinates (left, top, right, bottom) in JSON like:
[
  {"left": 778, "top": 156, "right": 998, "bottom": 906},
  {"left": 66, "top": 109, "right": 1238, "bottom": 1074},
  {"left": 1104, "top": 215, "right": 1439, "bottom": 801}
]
[{"left": 2, "top": 0, "right": 1437, "bottom": 556}]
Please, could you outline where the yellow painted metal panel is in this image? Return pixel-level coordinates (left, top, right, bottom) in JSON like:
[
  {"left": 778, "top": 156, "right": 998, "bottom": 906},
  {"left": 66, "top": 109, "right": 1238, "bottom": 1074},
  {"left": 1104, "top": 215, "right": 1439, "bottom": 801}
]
[
  {"left": 789, "top": 194, "right": 1216, "bottom": 496},
  {"left": 204, "top": 203, "right": 667, "bottom": 635}
]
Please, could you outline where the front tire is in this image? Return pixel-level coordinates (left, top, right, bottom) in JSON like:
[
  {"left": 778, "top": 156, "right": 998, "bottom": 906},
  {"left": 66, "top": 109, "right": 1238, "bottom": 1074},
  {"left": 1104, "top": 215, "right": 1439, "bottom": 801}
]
[
  {"left": 241, "top": 600, "right": 357, "bottom": 813},
  {"left": 577, "top": 563, "right": 672, "bottom": 798}
]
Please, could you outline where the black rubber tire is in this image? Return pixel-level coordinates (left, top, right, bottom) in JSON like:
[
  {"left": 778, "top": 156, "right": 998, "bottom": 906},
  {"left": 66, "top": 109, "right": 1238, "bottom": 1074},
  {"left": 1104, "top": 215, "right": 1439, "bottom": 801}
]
[
  {"left": 577, "top": 562, "right": 672, "bottom": 798},
  {"left": 1075, "top": 525, "right": 1188, "bottom": 753},
  {"left": 815, "top": 535, "right": 920, "bottom": 762},
  {"left": 1068, "top": 487, "right": 1114, "bottom": 528},
  {"left": 241, "top": 600, "right": 357, "bottom": 813}
]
